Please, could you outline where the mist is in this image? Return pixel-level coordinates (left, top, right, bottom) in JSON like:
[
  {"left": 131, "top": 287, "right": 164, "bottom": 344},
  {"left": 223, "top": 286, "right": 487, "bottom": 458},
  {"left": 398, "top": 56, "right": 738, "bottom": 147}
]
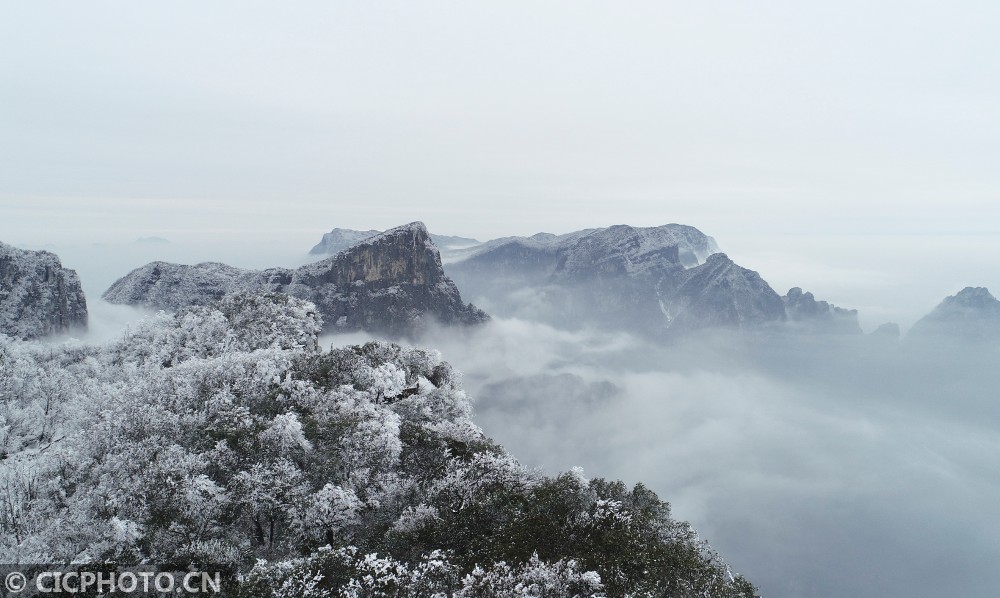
[{"left": 404, "top": 319, "right": 1000, "bottom": 598}]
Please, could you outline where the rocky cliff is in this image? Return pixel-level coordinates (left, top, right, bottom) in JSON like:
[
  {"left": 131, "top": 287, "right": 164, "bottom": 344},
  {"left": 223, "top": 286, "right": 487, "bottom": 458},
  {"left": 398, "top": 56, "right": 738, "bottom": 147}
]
[
  {"left": 104, "top": 223, "right": 488, "bottom": 337},
  {"left": 0, "top": 242, "right": 88, "bottom": 339}
]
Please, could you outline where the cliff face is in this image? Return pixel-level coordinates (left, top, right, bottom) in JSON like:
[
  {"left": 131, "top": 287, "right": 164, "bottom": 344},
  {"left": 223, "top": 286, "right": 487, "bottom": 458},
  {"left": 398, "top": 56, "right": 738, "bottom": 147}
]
[
  {"left": 103, "top": 223, "right": 488, "bottom": 337},
  {"left": 297, "top": 225, "right": 445, "bottom": 286},
  {"left": 0, "top": 242, "right": 88, "bottom": 339},
  {"left": 288, "top": 224, "right": 488, "bottom": 334}
]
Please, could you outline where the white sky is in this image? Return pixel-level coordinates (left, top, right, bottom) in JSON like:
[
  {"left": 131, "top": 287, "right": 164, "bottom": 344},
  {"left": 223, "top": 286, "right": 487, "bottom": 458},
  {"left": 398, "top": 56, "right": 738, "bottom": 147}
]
[{"left": 2, "top": 0, "right": 999, "bottom": 327}]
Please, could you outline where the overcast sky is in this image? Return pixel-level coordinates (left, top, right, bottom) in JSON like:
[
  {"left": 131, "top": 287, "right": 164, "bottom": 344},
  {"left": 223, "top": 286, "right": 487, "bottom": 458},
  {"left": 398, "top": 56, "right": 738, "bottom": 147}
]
[
  {"left": 1, "top": 2, "right": 999, "bottom": 320},
  {"left": 3, "top": 1, "right": 999, "bottom": 236}
]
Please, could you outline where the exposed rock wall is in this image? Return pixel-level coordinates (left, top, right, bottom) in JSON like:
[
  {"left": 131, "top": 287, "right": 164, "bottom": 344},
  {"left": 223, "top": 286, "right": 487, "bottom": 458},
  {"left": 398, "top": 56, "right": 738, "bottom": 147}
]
[{"left": 0, "top": 242, "right": 88, "bottom": 339}]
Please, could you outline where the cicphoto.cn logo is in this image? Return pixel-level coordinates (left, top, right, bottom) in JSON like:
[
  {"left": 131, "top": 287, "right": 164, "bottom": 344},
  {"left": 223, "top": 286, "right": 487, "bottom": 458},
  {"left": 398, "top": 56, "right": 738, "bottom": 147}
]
[{"left": 1, "top": 566, "right": 233, "bottom": 596}]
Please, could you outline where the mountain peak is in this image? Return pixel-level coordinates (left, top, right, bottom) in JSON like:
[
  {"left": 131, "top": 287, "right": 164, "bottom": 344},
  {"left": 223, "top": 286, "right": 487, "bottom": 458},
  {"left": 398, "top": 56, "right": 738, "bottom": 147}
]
[
  {"left": 605, "top": 224, "right": 637, "bottom": 234},
  {"left": 387, "top": 221, "right": 429, "bottom": 235},
  {"left": 362, "top": 221, "right": 431, "bottom": 246},
  {"left": 908, "top": 286, "right": 1000, "bottom": 342},
  {"left": 705, "top": 252, "right": 733, "bottom": 265},
  {"left": 950, "top": 286, "right": 997, "bottom": 306}
]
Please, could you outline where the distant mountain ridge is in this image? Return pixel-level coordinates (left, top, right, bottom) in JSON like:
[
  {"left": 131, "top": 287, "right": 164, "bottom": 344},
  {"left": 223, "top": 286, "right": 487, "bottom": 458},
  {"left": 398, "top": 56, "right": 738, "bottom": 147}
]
[
  {"left": 443, "top": 223, "right": 859, "bottom": 337},
  {"left": 445, "top": 223, "right": 719, "bottom": 269},
  {"left": 0, "top": 242, "right": 88, "bottom": 340},
  {"left": 104, "top": 222, "right": 487, "bottom": 336}
]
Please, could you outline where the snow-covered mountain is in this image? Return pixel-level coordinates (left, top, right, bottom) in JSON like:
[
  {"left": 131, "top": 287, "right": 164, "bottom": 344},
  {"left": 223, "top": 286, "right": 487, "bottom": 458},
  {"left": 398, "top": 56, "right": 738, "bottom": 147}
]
[
  {"left": 104, "top": 222, "right": 488, "bottom": 336},
  {"left": 444, "top": 224, "right": 856, "bottom": 337},
  {"left": 446, "top": 223, "right": 718, "bottom": 270},
  {"left": 310, "top": 227, "right": 480, "bottom": 255},
  {"left": 0, "top": 241, "right": 88, "bottom": 339},
  {"left": 908, "top": 286, "right": 1000, "bottom": 342}
]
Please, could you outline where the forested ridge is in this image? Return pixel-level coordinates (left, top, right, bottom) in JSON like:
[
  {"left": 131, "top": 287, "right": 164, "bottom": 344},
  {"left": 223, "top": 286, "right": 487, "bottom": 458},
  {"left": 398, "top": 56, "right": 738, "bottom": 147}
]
[{"left": 0, "top": 294, "right": 757, "bottom": 597}]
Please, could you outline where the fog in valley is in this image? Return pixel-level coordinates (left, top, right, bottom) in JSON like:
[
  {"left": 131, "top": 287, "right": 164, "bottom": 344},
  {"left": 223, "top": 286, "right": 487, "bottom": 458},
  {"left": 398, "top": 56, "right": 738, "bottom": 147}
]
[{"left": 416, "top": 319, "right": 1000, "bottom": 598}]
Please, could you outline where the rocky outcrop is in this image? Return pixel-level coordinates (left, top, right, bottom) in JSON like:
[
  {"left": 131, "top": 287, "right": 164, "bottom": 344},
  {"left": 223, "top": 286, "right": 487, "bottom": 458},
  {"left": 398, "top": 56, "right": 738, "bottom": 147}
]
[
  {"left": 907, "top": 287, "right": 1000, "bottom": 342},
  {"left": 0, "top": 242, "right": 88, "bottom": 339},
  {"left": 783, "top": 287, "right": 862, "bottom": 334},
  {"left": 310, "top": 227, "right": 479, "bottom": 256},
  {"left": 104, "top": 223, "right": 488, "bottom": 337}
]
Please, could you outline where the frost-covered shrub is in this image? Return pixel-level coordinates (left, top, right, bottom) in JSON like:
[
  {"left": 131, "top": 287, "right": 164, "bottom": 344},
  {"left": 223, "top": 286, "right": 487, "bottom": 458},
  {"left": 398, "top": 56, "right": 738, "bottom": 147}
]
[
  {"left": 458, "top": 553, "right": 605, "bottom": 598},
  {"left": 220, "top": 293, "right": 323, "bottom": 353}
]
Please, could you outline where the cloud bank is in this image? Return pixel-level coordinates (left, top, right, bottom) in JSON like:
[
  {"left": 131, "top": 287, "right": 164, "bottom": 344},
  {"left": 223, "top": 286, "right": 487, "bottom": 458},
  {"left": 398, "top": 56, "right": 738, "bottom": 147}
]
[{"left": 409, "top": 318, "right": 1000, "bottom": 598}]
